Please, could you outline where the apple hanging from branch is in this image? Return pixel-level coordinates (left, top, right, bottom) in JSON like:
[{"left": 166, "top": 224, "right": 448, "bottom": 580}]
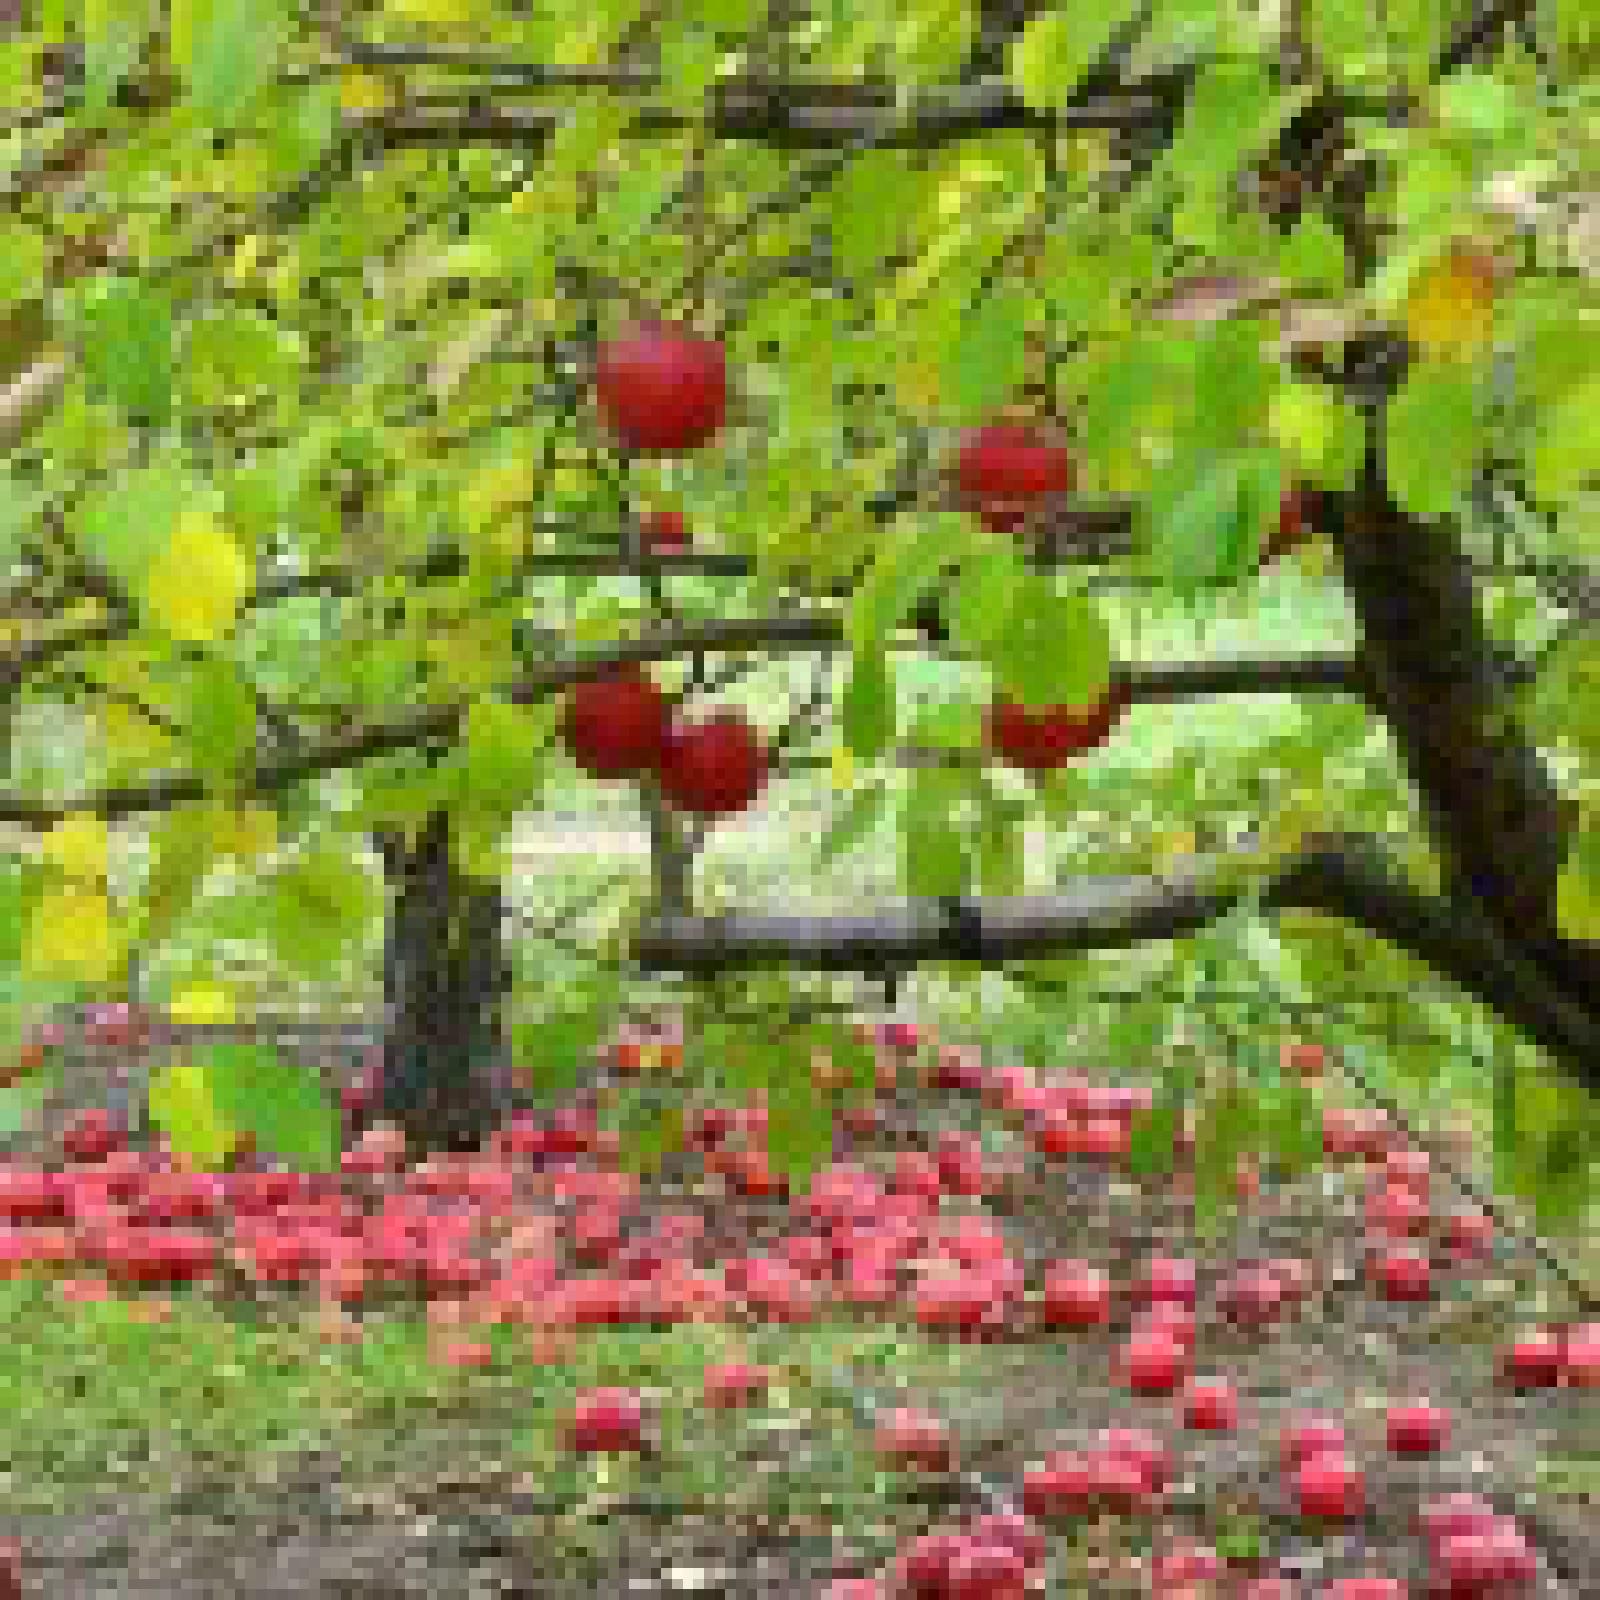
[{"left": 594, "top": 321, "right": 728, "bottom": 455}]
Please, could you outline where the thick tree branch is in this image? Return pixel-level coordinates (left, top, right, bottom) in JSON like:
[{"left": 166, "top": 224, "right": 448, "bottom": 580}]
[
  {"left": 0, "top": 633, "right": 1370, "bottom": 827},
  {"left": 348, "top": 74, "right": 1160, "bottom": 152},
  {"left": 633, "top": 831, "right": 1600, "bottom": 1097}
]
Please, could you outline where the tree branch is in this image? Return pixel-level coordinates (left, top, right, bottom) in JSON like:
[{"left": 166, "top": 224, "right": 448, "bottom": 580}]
[
  {"left": 0, "top": 632, "right": 1371, "bottom": 827},
  {"left": 633, "top": 830, "right": 1600, "bottom": 1097},
  {"left": 347, "top": 74, "right": 1160, "bottom": 152}
]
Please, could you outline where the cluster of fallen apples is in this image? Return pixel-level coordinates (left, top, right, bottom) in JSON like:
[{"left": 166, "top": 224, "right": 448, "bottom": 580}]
[{"left": 1, "top": 1017, "right": 1595, "bottom": 1599}]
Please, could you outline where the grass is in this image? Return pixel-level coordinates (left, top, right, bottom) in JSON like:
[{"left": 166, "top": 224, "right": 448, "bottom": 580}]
[{"left": 0, "top": 1272, "right": 992, "bottom": 1536}]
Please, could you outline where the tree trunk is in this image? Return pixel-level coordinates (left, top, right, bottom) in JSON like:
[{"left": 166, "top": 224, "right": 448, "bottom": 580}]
[{"left": 371, "top": 809, "right": 518, "bottom": 1155}]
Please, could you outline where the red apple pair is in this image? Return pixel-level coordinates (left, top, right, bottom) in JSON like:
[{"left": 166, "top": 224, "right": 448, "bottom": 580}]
[{"left": 563, "top": 666, "right": 768, "bottom": 818}]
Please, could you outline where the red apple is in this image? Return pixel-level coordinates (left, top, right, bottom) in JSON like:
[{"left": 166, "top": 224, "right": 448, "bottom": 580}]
[
  {"left": 874, "top": 1406, "right": 953, "bottom": 1473},
  {"left": 1561, "top": 1320, "right": 1600, "bottom": 1387},
  {"left": 1281, "top": 1412, "right": 1347, "bottom": 1471},
  {"left": 986, "top": 683, "right": 1129, "bottom": 772},
  {"left": 1261, "top": 486, "right": 1318, "bottom": 567},
  {"left": 704, "top": 1361, "right": 769, "bottom": 1409},
  {"left": 1443, "top": 1207, "right": 1494, "bottom": 1261},
  {"left": 1183, "top": 1376, "right": 1239, "bottom": 1432},
  {"left": 1096, "top": 1426, "right": 1171, "bottom": 1493},
  {"left": 570, "top": 1387, "right": 645, "bottom": 1453},
  {"left": 1021, "top": 1452, "right": 1095, "bottom": 1520},
  {"left": 1417, "top": 1493, "right": 1498, "bottom": 1546},
  {"left": 1122, "top": 1332, "right": 1186, "bottom": 1395},
  {"left": 1500, "top": 1326, "right": 1563, "bottom": 1389},
  {"left": 1218, "top": 1265, "right": 1286, "bottom": 1331},
  {"left": 657, "top": 713, "right": 767, "bottom": 818},
  {"left": 1327, "top": 1581, "right": 1405, "bottom": 1600},
  {"left": 1041, "top": 1259, "right": 1111, "bottom": 1328},
  {"left": 1089, "top": 1448, "right": 1156, "bottom": 1514},
  {"left": 594, "top": 322, "right": 727, "bottom": 454},
  {"left": 955, "top": 422, "right": 1074, "bottom": 534},
  {"left": 643, "top": 509, "right": 689, "bottom": 552},
  {"left": 1367, "top": 1182, "right": 1431, "bottom": 1239},
  {"left": 946, "top": 1539, "right": 1026, "bottom": 1600},
  {"left": 1294, "top": 1450, "right": 1364, "bottom": 1520},
  {"left": 563, "top": 666, "right": 669, "bottom": 779},
  {"left": 1386, "top": 1400, "right": 1451, "bottom": 1457},
  {"left": 1280, "top": 1039, "right": 1326, "bottom": 1078},
  {"left": 896, "top": 1531, "right": 964, "bottom": 1599},
  {"left": 1373, "top": 1245, "right": 1432, "bottom": 1301},
  {"left": 963, "top": 1512, "right": 1045, "bottom": 1573},
  {"left": 1152, "top": 1540, "right": 1223, "bottom": 1591},
  {"left": 1384, "top": 1147, "right": 1431, "bottom": 1194},
  {"left": 61, "top": 1108, "right": 126, "bottom": 1163},
  {"left": 1138, "top": 1256, "right": 1197, "bottom": 1310}
]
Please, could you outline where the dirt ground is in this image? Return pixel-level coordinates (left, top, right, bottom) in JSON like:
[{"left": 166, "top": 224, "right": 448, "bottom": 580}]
[{"left": 2, "top": 1026, "right": 1596, "bottom": 1598}]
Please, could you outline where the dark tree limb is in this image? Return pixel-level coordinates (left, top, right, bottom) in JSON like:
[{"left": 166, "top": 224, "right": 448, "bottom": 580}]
[
  {"left": 0, "top": 636, "right": 1371, "bottom": 827},
  {"left": 633, "top": 830, "right": 1600, "bottom": 1099}
]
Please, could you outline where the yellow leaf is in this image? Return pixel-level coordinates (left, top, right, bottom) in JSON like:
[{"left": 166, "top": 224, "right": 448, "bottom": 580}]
[
  {"left": 339, "top": 68, "right": 395, "bottom": 114},
  {"left": 167, "top": 983, "right": 236, "bottom": 1026},
  {"left": 25, "top": 887, "right": 120, "bottom": 981},
  {"left": 41, "top": 816, "right": 108, "bottom": 885},
  {"left": 140, "top": 507, "right": 251, "bottom": 642},
  {"left": 147, "top": 1060, "right": 237, "bottom": 1170},
  {"left": 207, "top": 804, "right": 276, "bottom": 863},
  {"left": 830, "top": 742, "right": 857, "bottom": 791},
  {"left": 1403, "top": 243, "right": 1501, "bottom": 361}
]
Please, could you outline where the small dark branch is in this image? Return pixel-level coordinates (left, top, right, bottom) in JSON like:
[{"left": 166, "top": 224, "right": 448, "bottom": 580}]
[
  {"left": 1432, "top": 0, "right": 1534, "bottom": 78},
  {"left": 352, "top": 77, "right": 1160, "bottom": 153}
]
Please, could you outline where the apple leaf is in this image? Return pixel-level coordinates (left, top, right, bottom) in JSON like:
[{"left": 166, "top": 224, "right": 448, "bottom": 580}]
[
  {"left": 815, "top": 780, "right": 888, "bottom": 870},
  {"left": 199, "top": 1041, "right": 339, "bottom": 1170},
  {"left": 1528, "top": 373, "right": 1600, "bottom": 508},
  {"left": 975, "top": 792, "right": 1023, "bottom": 896},
  {"left": 982, "top": 574, "right": 1113, "bottom": 709},
  {"left": 1145, "top": 451, "right": 1263, "bottom": 593},
  {"left": 947, "top": 285, "right": 1029, "bottom": 423},
  {"left": 76, "top": 275, "right": 174, "bottom": 427},
  {"left": 1183, "top": 318, "right": 1276, "bottom": 456},
  {"left": 848, "top": 513, "right": 975, "bottom": 652},
  {"left": 902, "top": 769, "right": 970, "bottom": 899},
  {"left": 147, "top": 1058, "right": 238, "bottom": 1171},
  {"left": 950, "top": 536, "right": 1027, "bottom": 650},
  {"left": 1007, "top": 6, "right": 1131, "bottom": 112},
  {"left": 842, "top": 648, "right": 896, "bottom": 761},
  {"left": 1387, "top": 357, "right": 1488, "bottom": 520},
  {"left": 173, "top": 0, "right": 288, "bottom": 129}
]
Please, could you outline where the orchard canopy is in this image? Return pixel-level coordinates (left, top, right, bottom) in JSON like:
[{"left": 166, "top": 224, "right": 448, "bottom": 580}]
[{"left": 3, "top": 0, "right": 1600, "bottom": 1211}]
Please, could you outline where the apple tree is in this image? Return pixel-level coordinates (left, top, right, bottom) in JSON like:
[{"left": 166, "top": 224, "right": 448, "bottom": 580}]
[{"left": 2, "top": 0, "right": 1599, "bottom": 1235}]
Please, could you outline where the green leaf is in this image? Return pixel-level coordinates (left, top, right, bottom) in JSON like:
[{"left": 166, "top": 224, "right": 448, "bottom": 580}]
[
  {"left": 892, "top": 0, "right": 978, "bottom": 86},
  {"left": 981, "top": 573, "right": 1113, "bottom": 709},
  {"left": 1129, "top": 1101, "right": 1177, "bottom": 1177},
  {"left": 848, "top": 512, "right": 975, "bottom": 652},
  {"left": 949, "top": 541, "right": 1023, "bottom": 656},
  {"left": 842, "top": 648, "right": 895, "bottom": 761},
  {"left": 81, "top": 0, "right": 148, "bottom": 111},
  {"left": 947, "top": 286, "right": 1029, "bottom": 422},
  {"left": 1161, "top": 56, "right": 1297, "bottom": 200},
  {"left": 902, "top": 769, "right": 969, "bottom": 899},
  {"left": 975, "top": 791, "right": 1023, "bottom": 896},
  {"left": 825, "top": 150, "right": 928, "bottom": 281},
  {"left": 200, "top": 1041, "right": 338, "bottom": 1170},
  {"left": 1528, "top": 373, "right": 1600, "bottom": 508},
  {"left": 1147, "top": 449, "right": 1282, "bottom": 591},
  {"left": 76, "top": 275, "right": 174, "bottom": 427},
  {"left": 176, "top": 657, "right": 260, "bottom": 795},
  {"left": 453, "top": 698, "right": 557, "bottom": 822},
  {"left": 146, "top": 1058, "right": 237, "bottom": 1171},
  {"left": 180, "top": 308, "right": 302, "bottom": 416},
  {"left": 1007, "top": 6, "right": 1130, "bottom": 112},
  {"left": 1434, "top": 68, "right": 1519, "bottom": 137},
  {"left": 816, "top": 780, "right": 888, "bottom": 869},
  {"left": 1387, "top": 358, "right": 1488, "bottom": 519},
  {"left": 1183, "top": 318, "right": 1276, "bottom": 456},
  {"left": 260, "top": 844, "right": 381, "bottom": 975},
  {"left": 0, "top": 225, "right": 47, "bottom": 318},
  {"left": 134, "top": 804, "right": 219, "bottom": 953},
  {"left": 175, "top": 0, "right": 288, "bottom": 127}
]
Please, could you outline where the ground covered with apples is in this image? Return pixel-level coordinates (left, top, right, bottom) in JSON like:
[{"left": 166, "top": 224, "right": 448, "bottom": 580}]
[{"left": 0, "top": 1022, "right": 1594, "bottom": 1598}]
